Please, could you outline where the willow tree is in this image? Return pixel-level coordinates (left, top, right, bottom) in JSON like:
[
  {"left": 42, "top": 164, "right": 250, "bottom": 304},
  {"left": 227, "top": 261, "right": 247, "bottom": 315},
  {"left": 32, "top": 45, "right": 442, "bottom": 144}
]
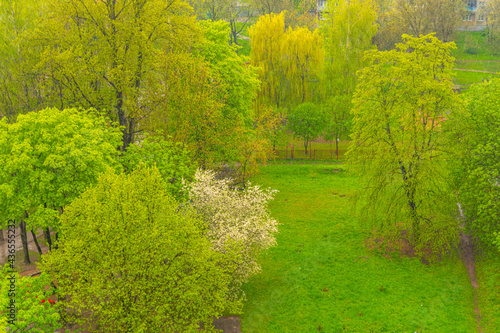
[
  {"left": 251, "top": 13, "right": 324, "bottom": 110},
  {"left": 282, "top": 26, "right": 324, "bottom": 108},
  {"left": 321, "top": 0, "right": 377, "bottom": 96},
  {"left": 250, "top": 12, "right": 287, "bottom": 113},
  {"left": 348, "top": 34, "right": 462, "bottom": 257},
  {"left": 29, "top": 0, "right": 198, "bottom": 151}
]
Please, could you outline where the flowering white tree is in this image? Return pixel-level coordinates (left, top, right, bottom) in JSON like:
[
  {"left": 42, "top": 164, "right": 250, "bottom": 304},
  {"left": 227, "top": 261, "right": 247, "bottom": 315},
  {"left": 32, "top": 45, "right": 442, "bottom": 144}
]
[{"left": 183, "top": 169, "right": 278, "bottom": 297}]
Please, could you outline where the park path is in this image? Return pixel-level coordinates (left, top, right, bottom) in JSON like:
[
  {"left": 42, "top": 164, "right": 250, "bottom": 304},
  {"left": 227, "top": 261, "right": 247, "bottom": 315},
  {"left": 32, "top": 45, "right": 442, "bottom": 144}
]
[
  {"left": 460, "top": 231, "right": 483, "bottom": 333},
  {"left": 453, "top": 68, "right": 498, "bottom": 74},
  {"left": 457, "top": 203, "right": 483, "bottom": 333},
  {"left": 455, "top": 60, "right": 500, "bottom": 63}
]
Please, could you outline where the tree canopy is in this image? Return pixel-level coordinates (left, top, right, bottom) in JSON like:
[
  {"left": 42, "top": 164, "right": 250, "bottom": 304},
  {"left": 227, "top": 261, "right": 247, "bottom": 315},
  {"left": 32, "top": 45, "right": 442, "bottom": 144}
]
[
  {"left": 0, "top": 107, "right": 122, "bottom": 263},
  {"left": 40, "top": 166, "right": 237, "bottom": 332},
  {"left": 348, "top": 34, "right": 462, "bottom": 257},
  {"left": 287, "top": 102, "right": 326, "bottom": 154},
  {"left": 455, "top": 79, "right": 500, "bottom": 248},
  {"left": 321, "top": 0, "right": 378, "bottom": 95},
  {"left": 28, "top": 0, "right": 198, "bottom": 150}
]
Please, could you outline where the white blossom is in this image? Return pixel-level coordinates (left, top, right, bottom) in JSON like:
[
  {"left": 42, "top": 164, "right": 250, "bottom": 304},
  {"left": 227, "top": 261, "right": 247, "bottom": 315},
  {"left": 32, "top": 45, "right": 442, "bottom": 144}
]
[{"left": 182, "top": 169, "right": 279, "bottom": 288}]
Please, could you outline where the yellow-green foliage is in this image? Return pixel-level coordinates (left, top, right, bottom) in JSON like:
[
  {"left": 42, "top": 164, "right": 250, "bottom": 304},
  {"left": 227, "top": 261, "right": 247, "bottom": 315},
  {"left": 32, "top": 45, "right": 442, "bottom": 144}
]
[
  {"left": 281, "top": 26, "right": 324, "bottom": 106},
  {"left": 40, "top": 166, "right": 237, "bottom": 332},
  {"left": 250, "top": 12, "right": 324, "bottom": 112},
  {"left": 349, "top": 34, "right": 462, "bottom": 257},
  {"left": 321, "top": 0, "right": 377, "bottom": 95}
]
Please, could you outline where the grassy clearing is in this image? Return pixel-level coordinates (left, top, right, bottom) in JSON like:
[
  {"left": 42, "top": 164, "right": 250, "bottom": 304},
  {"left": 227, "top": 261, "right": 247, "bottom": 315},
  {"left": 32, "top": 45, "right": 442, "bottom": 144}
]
[
  {"left": 451, "top": 31, "right": 500, "bottom": 85},
  {"left": 452, "top": 31, "right": 500, "bottom": 61},
  {"left": 242, "top": 163, "right": 477, "bottom": 332},
  {"left": 476, "top": 251, "right": 500, "bottom": 332},
  {"left": 452, "top": 70, "right": 500, "bottom": 86}
]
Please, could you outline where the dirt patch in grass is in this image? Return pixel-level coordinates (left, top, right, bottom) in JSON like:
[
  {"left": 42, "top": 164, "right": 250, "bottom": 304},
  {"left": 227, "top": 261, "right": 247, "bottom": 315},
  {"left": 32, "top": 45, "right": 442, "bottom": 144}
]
[{"left": 365, "top": 230, "right": 438, "bottom": 265}]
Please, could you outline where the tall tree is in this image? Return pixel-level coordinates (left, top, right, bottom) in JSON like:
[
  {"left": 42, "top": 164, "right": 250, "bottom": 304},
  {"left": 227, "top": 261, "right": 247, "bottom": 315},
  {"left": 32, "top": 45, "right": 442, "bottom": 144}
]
[
  {"left": 250, "top": 12, "right": 287, "bottom": 113},
  {"left": 454, "top": 79, "right": 500, "bottom": 248},
  {"left": 0, "top": 0, "right": 45, "bottom": 120},
  {"left": 322, "top": 95, "right": 352, "bottom": 158},
  {"left": 250, "top": 12, "right": 323, "bottom": 112},
  {"left": 348, "top": 34, "right": 462, "bottom": 257},
  {"left": 29, "top": 0, "right": 198, "bottom": 151},
  {"left": 281, "top": 26, "right": 324, "bottom": 108},
  {"left": 0, "top": 108, "right": 122, "bottom": 263},
  {"left": 377, "top": 0, "right": 464, "bottom": 50},
  {"left": 194, "top": 0, "right": 256, "bottom": 47},
  {"left": 196, "top": 20, "right": 260, "bottom": 124},
  {"left": 41, "top": 166, "right": 237, "bottom": 332},
  {"left": 140, "top": 51, "right": 234, "bottom": 167},
  {"left": 321, "top": 0, "right": 378, "bottom": 96},
  {"left": 249, "top": 0, "right": 292, "bottom": 16}
]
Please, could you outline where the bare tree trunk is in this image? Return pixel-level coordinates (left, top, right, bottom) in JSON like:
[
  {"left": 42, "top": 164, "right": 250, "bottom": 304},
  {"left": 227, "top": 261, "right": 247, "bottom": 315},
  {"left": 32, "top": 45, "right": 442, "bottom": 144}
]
[
  {"left": 19, "top": 218, "right": 31, "bottom": 265},
  {"left": 31, "top": 228, "right": 43, "bottom": 256},
  {"left": 336, "top": 137, "right": 339, "bottom": 160},
  {"left": 44, "top": 227, "right": 52, "bottom": 251}
]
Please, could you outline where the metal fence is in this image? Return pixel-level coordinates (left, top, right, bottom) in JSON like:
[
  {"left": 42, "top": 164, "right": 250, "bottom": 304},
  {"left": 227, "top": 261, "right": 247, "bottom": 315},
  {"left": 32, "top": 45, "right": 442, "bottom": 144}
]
[{"left": 273, "top": 146, "right": 347, "bottom": 160}]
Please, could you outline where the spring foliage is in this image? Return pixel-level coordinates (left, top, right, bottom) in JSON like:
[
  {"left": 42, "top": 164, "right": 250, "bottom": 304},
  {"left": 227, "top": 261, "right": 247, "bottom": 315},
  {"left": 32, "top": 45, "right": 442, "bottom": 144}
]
[
  {"left": 348, "top": 34, "right": 462, "bottom": 257},
  {"left": 29, "top": 0, "right": 198, "bottom": 150},
  {"left": 0, "top": 108, "right": 122, "bottom": 232},
  {"left": 456, "top": 79, "right": 500, "bottom": 247},
  {"left": 0, "top": 266, "right": 61, "bottom": 331},
  {"left": 287, "top": 102, "right": 326, "bottom": 154},
  {"left": 183, "top": 169, "right": 278, "bottom": 297},
  {"left": 321, "top": 0, "right": 378, "bottom": 95},
  {"left": 40, "top": 166, "right": 236, "bottom": 332},
  {"left": 250, "top": 12, "right": 323, "bottom": 112},
  {"left": 121, "top": 131, "right": 195, "bottom": 200}
]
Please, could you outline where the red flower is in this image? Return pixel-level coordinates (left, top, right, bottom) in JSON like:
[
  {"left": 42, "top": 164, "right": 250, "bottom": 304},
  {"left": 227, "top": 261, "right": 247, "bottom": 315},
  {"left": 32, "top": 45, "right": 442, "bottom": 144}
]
[
  {"left": 41, "top": 299, "right": 46, "bottom": 303},
  {"left": 48, "top": 300, "right": 56, "bottom": 304}
]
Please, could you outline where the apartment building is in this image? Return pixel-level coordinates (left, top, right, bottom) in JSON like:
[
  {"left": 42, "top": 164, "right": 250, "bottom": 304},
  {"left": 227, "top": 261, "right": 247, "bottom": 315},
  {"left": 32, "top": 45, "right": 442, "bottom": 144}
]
[{"left": 462, "top": 0, "right": 489, "bottom": 30}]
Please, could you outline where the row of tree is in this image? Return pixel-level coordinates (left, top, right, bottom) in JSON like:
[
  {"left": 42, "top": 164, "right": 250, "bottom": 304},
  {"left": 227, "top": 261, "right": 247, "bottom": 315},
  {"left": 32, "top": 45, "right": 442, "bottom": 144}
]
[
  {"left": 246, "top": 1, "right": 500, "bottom": 255},
  {"left": 0, "top": 0, "right": 274, "bottom": 177}
]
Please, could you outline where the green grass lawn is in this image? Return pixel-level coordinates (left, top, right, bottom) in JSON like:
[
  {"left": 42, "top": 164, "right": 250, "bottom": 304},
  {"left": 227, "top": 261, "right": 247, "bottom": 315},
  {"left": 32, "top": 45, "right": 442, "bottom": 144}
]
[
  {"left": 451, "top": 31, "right": 500, "bottom": 86},
  {"left": 234, "top": 20, "right": 253, "bottom": 57},
  {"left": 241, "top": 163, "right": 478, "bottom": 332},
  {"left": 476, "top": 251, "right": 500, "bottom": 332}
]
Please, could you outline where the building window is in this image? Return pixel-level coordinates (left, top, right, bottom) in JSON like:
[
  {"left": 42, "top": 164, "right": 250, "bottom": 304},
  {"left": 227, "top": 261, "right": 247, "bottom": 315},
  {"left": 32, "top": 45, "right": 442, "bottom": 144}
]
[
  {"left": 478, "top": 14, "right": 484, "bottom": 21},
  {"left": 463, "top": 14, "right": 473, "bottom": 21},
  {"left": 468, "top": 0, "right": 477, "bottom": 8}
]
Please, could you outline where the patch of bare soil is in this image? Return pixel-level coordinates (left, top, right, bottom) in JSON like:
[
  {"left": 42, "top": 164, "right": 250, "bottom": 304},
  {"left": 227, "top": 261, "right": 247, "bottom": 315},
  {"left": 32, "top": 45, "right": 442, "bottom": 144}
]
[
  {"left": 365, "top": 229, "right": 428, "bottom": 263},
  {"left": 0, "top": 227, "right": 51, "bottom": 275},
  {"left": 213, "top": 316, "right": 241, "bottom": 333}
]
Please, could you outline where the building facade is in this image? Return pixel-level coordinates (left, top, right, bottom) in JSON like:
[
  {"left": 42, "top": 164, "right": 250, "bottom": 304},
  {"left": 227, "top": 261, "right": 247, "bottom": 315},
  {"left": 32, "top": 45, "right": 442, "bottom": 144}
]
[{"left": 462, "top": 0, "right": 489, "bottom": 30}]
